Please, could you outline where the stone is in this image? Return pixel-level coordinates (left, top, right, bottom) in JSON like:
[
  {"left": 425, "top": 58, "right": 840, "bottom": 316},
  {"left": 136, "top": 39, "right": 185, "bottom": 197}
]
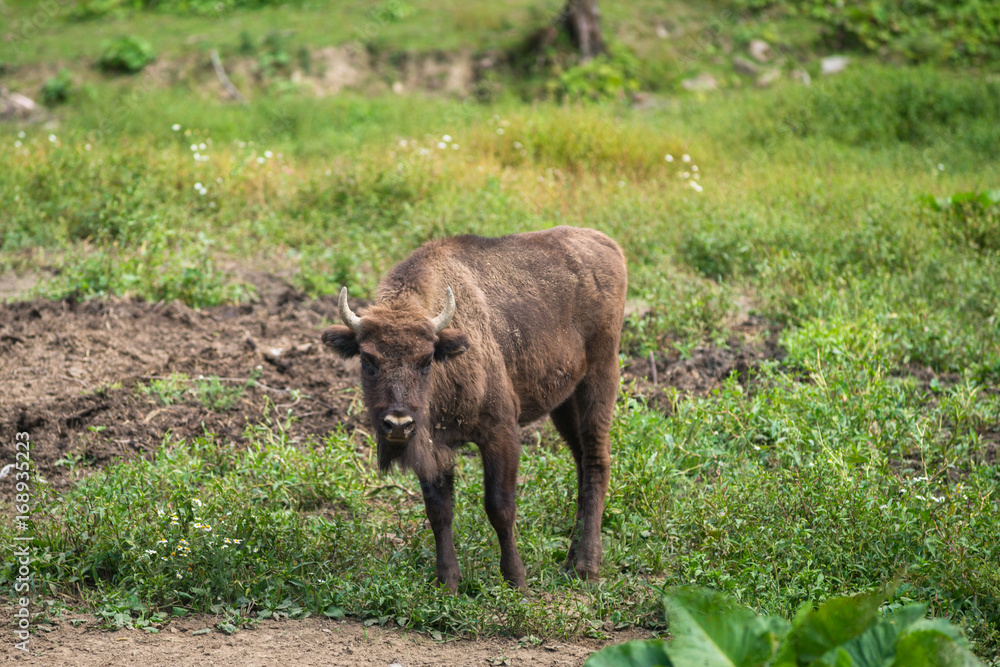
[
  {"left": 821, "top": 55, "right": 850, "bottom": 75},
  {"left": 681, "top": 73, "right": 718, "bottom": 92},
  {"left": 749, "top": 39, "right": 773, "bottom": 62},
  {"left": 732, "top": 56, "right": 760, "bottom": 76},
  {"left": 756, "top": 68, "right": 781, "bottom": 87},
  {"left": 792, "top": 68, "right": 812, "bottom": 86}
]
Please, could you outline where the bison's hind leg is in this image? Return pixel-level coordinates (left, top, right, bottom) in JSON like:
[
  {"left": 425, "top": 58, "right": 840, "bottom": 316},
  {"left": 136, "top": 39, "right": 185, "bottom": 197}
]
[{"left": 551, "top": 358, "right": 615, "bottom": 581}]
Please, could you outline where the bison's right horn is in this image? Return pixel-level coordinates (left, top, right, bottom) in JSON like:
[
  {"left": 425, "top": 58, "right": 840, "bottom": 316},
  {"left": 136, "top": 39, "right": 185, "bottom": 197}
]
[
  {"left": 430, "top": 287, "right": 456, "bottom": 333},
  {"left": 338, "top": 287, "right": 363, "bottom": 334}
]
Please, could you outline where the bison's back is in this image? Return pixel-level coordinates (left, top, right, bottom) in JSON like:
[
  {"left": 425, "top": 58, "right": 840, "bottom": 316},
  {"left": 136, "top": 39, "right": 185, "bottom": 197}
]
[{"left": 423, "top": 227, "right": 626, "bottom": 421}]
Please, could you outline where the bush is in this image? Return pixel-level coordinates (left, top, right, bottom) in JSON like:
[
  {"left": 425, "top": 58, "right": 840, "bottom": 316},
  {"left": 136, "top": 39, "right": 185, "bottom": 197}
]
[
  {"left": 557, "top": 44, "right": 641, "bottom": 101},
  {"left": 729, "top": 0, "right": 1000, "bottom": 65},
  {"left": 41, "top": 68, "right": 73, "bottom": 106},
  {"left": 98, "top": 36, "right": 156, "bottom": 73}
]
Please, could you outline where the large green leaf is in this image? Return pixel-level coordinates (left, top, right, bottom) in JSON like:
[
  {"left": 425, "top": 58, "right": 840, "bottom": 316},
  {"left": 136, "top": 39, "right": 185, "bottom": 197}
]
[
  {"left": 584, "top": 639, "right": 672, "bottom": 667},
  {"left": 662, "top": 587, "right": 789, "bottom": 667},
  {"left": 773, "top": 588, "right": 886, "bottom": 666},
  {"left": 814, "top": 603, "right": 926, "bottom": 666},
  {"left": 893, "top": 629, "right": 984, "bottom": 667}
]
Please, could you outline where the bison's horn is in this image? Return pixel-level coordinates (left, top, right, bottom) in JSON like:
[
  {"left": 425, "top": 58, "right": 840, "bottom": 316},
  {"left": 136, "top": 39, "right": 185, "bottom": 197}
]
[
  {"left": 430, "top": 287, "right": 456, "bottom": 333},
  {"left": 338, "top": 287, "right": 363, "bottom": 334}
]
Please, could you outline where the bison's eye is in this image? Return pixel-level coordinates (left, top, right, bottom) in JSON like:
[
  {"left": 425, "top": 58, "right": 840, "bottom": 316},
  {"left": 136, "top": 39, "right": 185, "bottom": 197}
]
[
  {"left": 420, "top": 356, "right": 433, "bottom": 375},
  {"left": 360, "top": 355, "right": 379, "bottom": 378}
]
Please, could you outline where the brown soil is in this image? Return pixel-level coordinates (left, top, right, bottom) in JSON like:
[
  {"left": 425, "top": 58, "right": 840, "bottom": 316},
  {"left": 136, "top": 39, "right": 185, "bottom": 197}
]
[
  {"left": 621, "top": 316, "right": 783, "bottom": 413},
  {"left": 0, "top": 613, "right": 644, "bottom": 666},
  {"left": 0, "top": 275, "right": 363, "bottom": 500}
]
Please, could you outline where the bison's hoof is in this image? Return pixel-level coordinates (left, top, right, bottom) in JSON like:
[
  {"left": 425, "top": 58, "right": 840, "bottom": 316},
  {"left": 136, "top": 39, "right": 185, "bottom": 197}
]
[{"left": 563, "top": 559, "right": 600, "bottom": 582}]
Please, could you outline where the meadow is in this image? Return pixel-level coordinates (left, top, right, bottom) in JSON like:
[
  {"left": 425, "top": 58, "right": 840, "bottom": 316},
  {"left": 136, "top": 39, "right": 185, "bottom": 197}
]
[{"left": 1, "top": 0, "right": 999, "bottom": 662}]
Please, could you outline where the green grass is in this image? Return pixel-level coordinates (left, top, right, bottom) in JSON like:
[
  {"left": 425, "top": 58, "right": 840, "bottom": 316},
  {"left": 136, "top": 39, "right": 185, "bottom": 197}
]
[
  {"left": 1, "top": 4, "right": 1000, "bottom": 661},
  {"left": 3, "top": 350, "right": 998, "bottom": 650}
]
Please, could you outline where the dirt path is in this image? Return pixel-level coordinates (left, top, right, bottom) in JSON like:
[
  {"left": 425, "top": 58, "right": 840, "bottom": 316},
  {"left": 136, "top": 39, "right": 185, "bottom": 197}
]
[{"left": 1, "top": 614, "right": 632, "bottom": 666}]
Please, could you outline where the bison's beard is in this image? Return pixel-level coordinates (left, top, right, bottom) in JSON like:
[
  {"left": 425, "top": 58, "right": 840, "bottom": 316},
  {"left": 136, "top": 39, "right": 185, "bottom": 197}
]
[{"left": 377, "top": 423, "right": 452, "bottom": 481}]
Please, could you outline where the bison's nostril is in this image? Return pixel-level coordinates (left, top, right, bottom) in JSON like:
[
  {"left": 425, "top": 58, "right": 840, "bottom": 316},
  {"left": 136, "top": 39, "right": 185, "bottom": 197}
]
[{"left": 382, "top": 413, "right": 414, "bottom": 436}]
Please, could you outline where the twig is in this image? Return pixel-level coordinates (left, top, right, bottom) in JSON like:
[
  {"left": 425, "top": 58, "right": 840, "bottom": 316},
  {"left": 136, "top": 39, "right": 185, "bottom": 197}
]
[
  {"left": 367, "top": 483, "right": 419, "bottom": 499},
  {"left": 61, "top": 375, "right": 89, "bottom": 389},
  {"left": 648, "top": 350, "right": 657, "bottom": 384},
  {"left": 209, "top": 49, "right": 248, "bottom": 104}
]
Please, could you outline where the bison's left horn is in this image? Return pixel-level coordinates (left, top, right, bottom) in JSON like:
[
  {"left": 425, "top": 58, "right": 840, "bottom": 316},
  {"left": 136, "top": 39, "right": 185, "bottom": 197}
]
[
  {"left": 338, "top": 287, "right": 363, "bottom": 334},
  {"left": 430, "top": 287, "right": 456, "bottom": 333}
]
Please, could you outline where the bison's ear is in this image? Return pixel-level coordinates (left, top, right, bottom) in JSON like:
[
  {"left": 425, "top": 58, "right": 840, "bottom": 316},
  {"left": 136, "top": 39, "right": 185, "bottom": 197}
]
[
  {"left": 435, "top": 329, "right": 470, "bottom": 360},
  {"left": 322, "top": 325, "right": 360, "bottom": 358}
]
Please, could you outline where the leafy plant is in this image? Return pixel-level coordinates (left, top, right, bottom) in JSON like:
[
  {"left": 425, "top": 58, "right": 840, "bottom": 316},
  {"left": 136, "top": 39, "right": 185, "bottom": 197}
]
[
  {"left": 557, "top": 44, "right": 640, "bottom": 101},
  {"left": 729, "top": 0, "right": 1000, "bottom": 65},
  {"left": 138, "top": 373, "right": 190, "bottom": 406},
  {"left": 41, "top": 69, "right": 74, "bottom": 106},
  {"left": 586, "top": 585, "right": 984, "bottom": 666},
  {"left": 98, "top": 36, "right": 156, "bottom": 73},
  {"left": 923, "top": 190, "right": 1000, "bottom": 253}
]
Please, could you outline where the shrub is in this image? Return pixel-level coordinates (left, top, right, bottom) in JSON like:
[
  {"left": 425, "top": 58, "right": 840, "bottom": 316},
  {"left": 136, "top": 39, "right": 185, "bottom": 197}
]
[
  {"left": 41, "top": 68, "right": 73, "bottom": 106},
  {"left": 557, "top": 44, "right": 641, "bottom": 101},
  {"left": 98, "top": 36, "right": 156, "bottom": 74},
  {"left": 729, "top": 0, "right": 1000, "bottom": 65}
]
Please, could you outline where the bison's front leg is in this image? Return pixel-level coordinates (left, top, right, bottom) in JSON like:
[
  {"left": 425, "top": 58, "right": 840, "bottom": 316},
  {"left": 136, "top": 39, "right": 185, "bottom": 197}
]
[
  {"left": 419, "top": 471, "right": 462, "bottom": 592},
  {"left": 481, "top": 429, "right": 527, "bottom": 589}
]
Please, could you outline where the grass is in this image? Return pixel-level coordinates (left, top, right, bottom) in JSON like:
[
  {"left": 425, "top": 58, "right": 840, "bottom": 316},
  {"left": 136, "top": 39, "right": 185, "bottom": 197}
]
[{"left": 1, "top": 1, "right": 999, "bottom": 661}]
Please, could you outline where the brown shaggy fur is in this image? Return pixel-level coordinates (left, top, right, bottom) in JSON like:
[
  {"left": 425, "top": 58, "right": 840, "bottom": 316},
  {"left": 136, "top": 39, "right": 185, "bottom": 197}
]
[{"left": 322, "top": 226, "right": 627, "bottom": 591}]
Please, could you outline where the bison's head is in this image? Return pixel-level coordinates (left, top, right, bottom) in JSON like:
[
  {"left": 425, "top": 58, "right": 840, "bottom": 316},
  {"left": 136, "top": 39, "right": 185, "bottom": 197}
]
[{"left": 322, "top": 287, "right": 470, "bottom": 470}]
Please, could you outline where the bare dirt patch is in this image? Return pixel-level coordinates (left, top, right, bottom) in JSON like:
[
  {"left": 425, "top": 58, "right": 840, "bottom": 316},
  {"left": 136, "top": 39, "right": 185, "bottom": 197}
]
[
  {"left": 0, "top": 278, "right": 363, "bottom": 499},
  {"left": 1, "top": 613, "right": 642, "bottom": 666},
  {"left": 621, "top": 316, "right": 784, "bottom": 413}
]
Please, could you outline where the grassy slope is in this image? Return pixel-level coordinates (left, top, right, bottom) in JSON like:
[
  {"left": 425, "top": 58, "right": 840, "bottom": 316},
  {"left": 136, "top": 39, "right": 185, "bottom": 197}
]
[{"left": 2, "top": 0, "right": 1000, "bottom": 660}]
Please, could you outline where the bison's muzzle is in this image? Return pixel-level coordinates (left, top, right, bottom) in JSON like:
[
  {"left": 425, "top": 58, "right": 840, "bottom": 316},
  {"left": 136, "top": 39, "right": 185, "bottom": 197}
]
[{"left": 379, "top": 411, "right": 415, "bottom": 441}]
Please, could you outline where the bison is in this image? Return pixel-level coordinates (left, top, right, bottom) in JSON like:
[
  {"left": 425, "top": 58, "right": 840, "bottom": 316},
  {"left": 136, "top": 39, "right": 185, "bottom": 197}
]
[{"left": 322, "top": 226, "right": 627, "bottom": 591}]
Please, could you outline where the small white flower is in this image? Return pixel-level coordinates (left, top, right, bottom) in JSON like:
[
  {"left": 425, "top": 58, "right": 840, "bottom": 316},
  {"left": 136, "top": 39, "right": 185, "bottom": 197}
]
[
  {"left": 264, "top": 150, "right": 273, "bottom": 158},
  {"left": 682, "top": 154, "right": 690, "bottom": 162},
  {"left": 513, "top": 142, "right": 523, "bottom": 149},
  {"left": 257, "top": 157, "right": 265, "bottom": 164},
  {"left": 199, "top": 189, "right": 207, "bottom": 196},
  {"left": 14, "top": 140, "right": 21, "bottom": 148},
  {"left": 399, "top": 139, "right": 408, "bottom": 147},
  {"left": 418, "top": 148, "right": 430, "bottom": 156},
  {"left": 692, "top": 165, "right": 698, "bottom": 172},
  {"left": 665, "top": 154, "right": 673, "bottom": 162},
  {"left": 176, "top": 572, "right": 183, "bottom": 579},
  {"left": 145, "top": 549, "right": 157, "bottom": 555},
  {"left": 688, "top": 181, "right": 703, "bottom": 192},
  {"left": 172, "top": 124, "right": 181, "bottom": 131},
  {"left": 194, "top": 182, "right": 203, "bottom": 190},
  {"left": 199, "top": 142, "right": 206, "bottom": 150},
  {"left": 451, "top": 144, "right": 459, "bottom": 149},
  {"left": 85, "top": 144, "right": 92, "bottom": 151},
  {"left": 437, "top": 141, "right": 447, "bottom": 149},
  {"left": 497, "top": 128, "right": 504, "bottom": 135},
  {"left": 190, "top": 144, "right": 198, "bottom": 151},
  {"left": 442, "top": 134, "right": 452, "bottom": 142},
  {"left": 48, "top": 134, "right": 57, "bottom": 143},
  {"left": 937, "top": 163, "right": 944, "bottom": 171},
  {"left": 18, "top": 131, "right": 26, "bottom": 138},
  {"left": 680, "top": 172, "right": 690, "bottom": 179}
]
